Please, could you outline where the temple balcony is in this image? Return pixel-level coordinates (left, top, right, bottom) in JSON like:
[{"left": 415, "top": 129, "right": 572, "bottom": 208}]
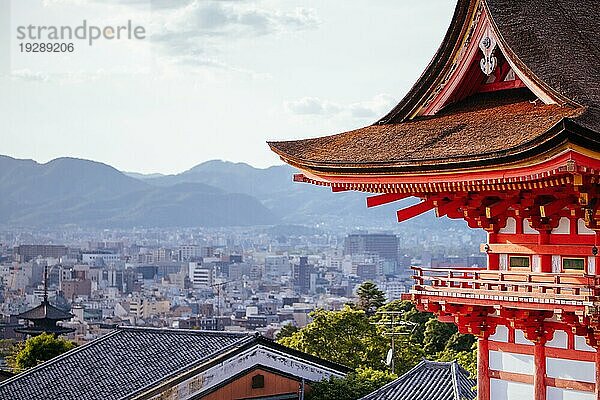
[{"left": 411, "top": 267, "right": 600, "bottom": 313}]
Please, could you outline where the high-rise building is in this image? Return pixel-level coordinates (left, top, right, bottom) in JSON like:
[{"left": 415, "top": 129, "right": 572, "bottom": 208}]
[
  {"left": 188, "top": 262, "right": 213, "bottom": 289},
  {"left": 14, "top": 245, "right": 67, "bottom": 262},
  {"left": 344, "top": 233, "right": 398, "bottom": 263}
]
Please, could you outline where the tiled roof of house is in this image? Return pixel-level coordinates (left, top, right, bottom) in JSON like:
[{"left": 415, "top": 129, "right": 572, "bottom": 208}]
[
  {"left": 0, "top": 327, "right": 349, "bottom": 400},
  {"left": 0, "top": 327, "right": 254, "bottom": 400},
  {"left": 360, "top": 360, "right": 476, "bottom": 400}
]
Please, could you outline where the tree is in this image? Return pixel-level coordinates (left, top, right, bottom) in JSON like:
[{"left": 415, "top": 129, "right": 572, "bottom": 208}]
[
  {"left": 423, "top": 318, "right": 458, "bottom": 356},
  {"left": 356, "top": 281, "right": 386, "bottom": 313},
  {"left": 275, "top": 323, "right": 299, "bottom": 341},
  {"left": 436, "top": 341, "right": 477, "bottom": 378},
  {"left": 279, "top": 306, "right": 388, "bottom": 370},
  {"left": 8, "top": 333, "right": 76, "bottom": 372},
  {"left": 307, "top": 367, "right": 396, "bottom": 400}
]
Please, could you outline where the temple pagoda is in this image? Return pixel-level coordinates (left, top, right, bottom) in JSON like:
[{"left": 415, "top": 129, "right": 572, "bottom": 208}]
[
  {"left": 15, "top": 267, "right": 74, "bottom": 337},
  {"left": 269, "top": 0, "right": 600, "bottom": 399}
]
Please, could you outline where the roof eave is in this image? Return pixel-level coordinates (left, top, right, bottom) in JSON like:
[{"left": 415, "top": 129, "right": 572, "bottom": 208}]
[{"left": 271, "top": 118, "right": 600, "bottom": 176}]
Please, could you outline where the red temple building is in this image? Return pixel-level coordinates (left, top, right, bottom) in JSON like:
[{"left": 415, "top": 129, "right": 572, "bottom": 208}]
[{"left": 269, "top": 0, "right": 600, "bottom": 399}]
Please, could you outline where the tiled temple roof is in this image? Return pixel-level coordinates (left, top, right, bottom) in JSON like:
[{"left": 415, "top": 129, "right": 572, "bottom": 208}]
[
  {"left": 16, "top": 301, "right": 73, "bottom": 321},
  {"left": 270, "top": 89, "right": 583, "bottom": 172},
  {"left": 269, "top": 0, "right": 600, "bottom": 175},
  {"left": 360, "top": 360, "right": 476, "bottom": 400}
]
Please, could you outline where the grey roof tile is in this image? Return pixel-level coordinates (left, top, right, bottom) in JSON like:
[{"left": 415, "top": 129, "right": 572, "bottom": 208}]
[
  {"left": 360, "top": 360, "right": 476, "bottom": 400},
  {"left": 0, "top": 327, "right": 254, "bottom": 400}
]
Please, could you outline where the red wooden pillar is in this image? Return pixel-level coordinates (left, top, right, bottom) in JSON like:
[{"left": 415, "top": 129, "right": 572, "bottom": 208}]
[
  {"left": 595, "top": 348, "right": 600, "bottom": 400},
  {"left": 478, "top": 336, "right": 490, "bottom": 400},
  {"left": 538, "top": 231, "right": 552, "bottom": 272},
  {"left": 487, "top": 232, "right": 499, "bottom": 270},
  {"left": 540, "top": 255, "right": 552, "bottom": 273},
  {"left": 533, "top": 338, "right": 546, "bottom": 400}
]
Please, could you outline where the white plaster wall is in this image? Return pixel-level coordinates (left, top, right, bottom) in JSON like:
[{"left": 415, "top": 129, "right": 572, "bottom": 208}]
[
  {"left": 551, "top": 217, "right": 570, "bottom": 234},
  {"left": 547, "top": 387, "right": 595, "bottom": 400},
  {"left": 546, "top": 330, "right": 568, "bottom": 349},
  {"left": 499, "top": 254, "right": 508, "bottom": 271},
  {"left": 148, "top": 345, "right": 346, "bottom": 400},
  {"left": 515, "top": 329, "right": 534, "bottom": 345},
  {"left": 523, "top": 219, "right": 538, "bottom": 234},
  {"left": 490, "top": 379, "right": 533, "bottom": 400},
  {"left": 489, "top": 350, "right": 534, "bottom": 375},
  {"left": 552, "top": 255, "right": 562, "bottom": 273},
  {"left": 588, "top": 256, "right": 596, "bottom": 275},
  {"left": 500, "top": 217, "right": 517, "bottom": 234},
  {"left": 489, "top": 325, "right": 509, "bottom": 343},
  {"left": 575, "top": 335, "right": 596, "bottom": 352},
  {"left": 578, "top": 219, "right": 595, "bottom": 235},
  {"left": 532, "top": 255, "right": 541, "bottom": 272},
  {"left": 546, "top": 358, "right": 595, "bottom": 383}
]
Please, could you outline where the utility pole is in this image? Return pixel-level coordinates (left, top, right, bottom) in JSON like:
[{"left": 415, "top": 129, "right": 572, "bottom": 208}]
[
  {"left": 210, "top": 281, "right": 231, "bottom": 329},
  {"left": 371, "top": 310, "right": 417, "bottom": 375}
]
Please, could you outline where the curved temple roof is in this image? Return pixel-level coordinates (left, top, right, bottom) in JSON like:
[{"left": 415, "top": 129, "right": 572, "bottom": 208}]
[{"left": 269, "top": 0, "right": 600, "bottom": 176}]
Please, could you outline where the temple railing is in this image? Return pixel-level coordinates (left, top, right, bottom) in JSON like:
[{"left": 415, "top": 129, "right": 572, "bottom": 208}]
[{"left": 412, "top": 267, "right": 600, "bottom": 303}]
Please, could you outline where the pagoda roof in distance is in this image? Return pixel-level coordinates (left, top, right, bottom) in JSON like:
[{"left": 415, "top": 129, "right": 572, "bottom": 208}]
[
  {"left": 269, "top": 0, "right": 600, "bottom": 175},
  {"left": 16, "top": 300, "right": 73, "bottom": 321},
  {"left": 360, "top": 360, "right": 476, "bottom": 400}
]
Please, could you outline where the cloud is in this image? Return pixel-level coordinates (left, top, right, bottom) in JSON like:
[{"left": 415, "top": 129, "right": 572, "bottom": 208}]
[
  {"left": 149, "top": 1, "right": 319, "bottom": 68},
  {"left": 284, "top": 97, "right": 342, "bottom": 115},
  {"left": 10, "top": 69, "right": 50, "bottom": 83},
  {"left": 285, "top": 94, "right": 397, "bottom": 120}
]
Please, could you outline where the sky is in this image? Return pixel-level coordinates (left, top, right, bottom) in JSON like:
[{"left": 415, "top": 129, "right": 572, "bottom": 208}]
[{"left": 0, "top": 0, "right": 455, "bottom": 174}]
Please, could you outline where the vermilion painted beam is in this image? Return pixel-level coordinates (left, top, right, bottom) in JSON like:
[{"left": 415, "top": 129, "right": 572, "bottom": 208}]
[
  {"left": 486, "top": 197, "right": 517, "bottom": 218},
  {"left": 478, "top": 79, "right": 526, "bottom": 93},
  {"left": 540, "top": 197, "right": 574, "bottom": 218},
  {"left": 331, "top": 186, "right": 349, "bottom": 192},
  {"left": 293, "top": 174, "right": 306, "bottom": 182},
  {"left": 482, "top": 243, "right": 596, "bottom": 256},
  {"left": 366, "top": 193, "right": 410, "bottom": 208},
  {"left": 396, "top": 199, "right": 435, "bottom": 222},
  {"left": 435, "top": 198, "right": 465, "bottom": 218}
]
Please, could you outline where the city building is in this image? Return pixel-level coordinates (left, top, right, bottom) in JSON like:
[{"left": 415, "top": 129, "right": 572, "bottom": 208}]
[
  {"left": 344, "top": 233, "right": 399, "bottom": 263},
  {"left": 14, "top": 245, "right": 67, "bottom": 262},
  {"left": 188, "top": 262, "right": 213, "bottom": 288},
  {"left": 81, "top": 251, "right": 120, "bottom": 266},
  {"left": 269, "top": 1, "right": 600, "bottom": 400}
]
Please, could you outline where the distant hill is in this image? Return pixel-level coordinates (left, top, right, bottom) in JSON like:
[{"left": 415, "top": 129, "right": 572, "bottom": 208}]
[
  {"left": 0, "top": 156, "right": 277, "bottom": 228},
  {"left": 0, "top": 155, "right": 469, "bottom": 230},
  {"left": 137, "top": 160, "right": 456, "bottom": 229}
]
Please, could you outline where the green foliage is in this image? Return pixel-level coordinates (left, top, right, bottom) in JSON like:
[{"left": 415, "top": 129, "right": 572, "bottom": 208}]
[
  {"left": 307, "top": 367, "right": 396, "bottom": 400},
  {"left": 279, "top": 306, "right": 387, "bottom": 370},
  {"left": 279, "top": 299, "right": 478, "bottom": 397},
  {"left": 423, "top": 318, "right": 458, "bottom": 355},
  {"left": 356, "top": 281, "right": 386, "bottom": 313},
  {"left": 275, "top": 323, "right": 299, "bottom": 341},
  {"left": 9, "top": 333, "right": 76, "bottom": 372},
  {"left": 436, "top": 341, "right": 477, "bottom": 378}
]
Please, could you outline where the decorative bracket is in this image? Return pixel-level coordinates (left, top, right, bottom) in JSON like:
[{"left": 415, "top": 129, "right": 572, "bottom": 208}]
[{"left": 479, "top": 35, "right": 497, "bottom": 75}]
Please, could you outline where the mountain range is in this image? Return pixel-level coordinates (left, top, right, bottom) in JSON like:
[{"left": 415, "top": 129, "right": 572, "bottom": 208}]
[{"left": 0, "top": 155, "right": 445, "bottom": 229}]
